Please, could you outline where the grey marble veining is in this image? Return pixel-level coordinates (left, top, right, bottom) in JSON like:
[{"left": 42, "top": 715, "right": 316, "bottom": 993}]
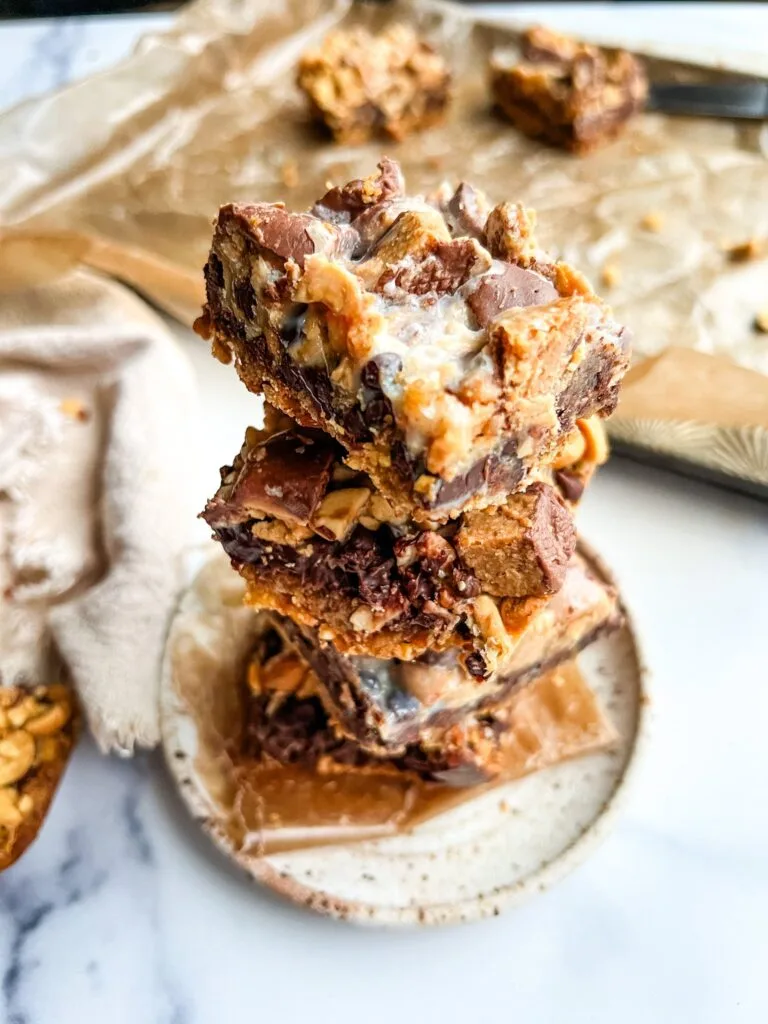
[
  {"left": 0, "top": 13, "right": 175, "bottom": 113},
  {"left": 0, "top": 19, "right": 82, "bottom": 110},
  {"left": 0, "top": 745, "right": 190, "bottom": 1024}
]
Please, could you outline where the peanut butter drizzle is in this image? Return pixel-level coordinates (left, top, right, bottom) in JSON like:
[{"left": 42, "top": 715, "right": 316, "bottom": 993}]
[{"left": 228, "top": 662, "right": 615, "bottom": 855}]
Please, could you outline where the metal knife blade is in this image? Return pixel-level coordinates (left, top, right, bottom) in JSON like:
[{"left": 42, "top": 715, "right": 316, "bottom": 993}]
[{"left": 647, "top": 81, "right": 768, "bottom": 119}]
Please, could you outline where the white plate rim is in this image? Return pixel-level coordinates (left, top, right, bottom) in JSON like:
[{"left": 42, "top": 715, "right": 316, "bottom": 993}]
[{"left": 161, "top": 539, "right": 650, "bottom": 927}]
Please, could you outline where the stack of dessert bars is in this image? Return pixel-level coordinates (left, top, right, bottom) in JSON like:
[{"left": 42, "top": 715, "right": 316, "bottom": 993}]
[{"left": 196, "top": 159, "right": 631, "bottom": 785}]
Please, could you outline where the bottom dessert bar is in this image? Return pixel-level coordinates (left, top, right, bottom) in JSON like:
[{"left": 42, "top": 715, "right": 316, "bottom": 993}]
[
  {"left": 243, "top": 614, "right": 617, "bottom": 787},
  {"left": 274, "top": 552, "right": 621, "bottom": 754}
]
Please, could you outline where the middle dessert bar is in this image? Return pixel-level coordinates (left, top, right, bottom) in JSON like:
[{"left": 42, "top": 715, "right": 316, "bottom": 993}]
[
  {"left": 203, "top": 411, "right": 607, "bottom": 672},
  {"left": 197, "top": 159, "right": 630, "bottom": 525}
]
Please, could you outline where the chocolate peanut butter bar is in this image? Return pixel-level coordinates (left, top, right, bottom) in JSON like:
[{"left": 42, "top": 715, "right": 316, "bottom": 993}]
[
  {"left": 296, "top": 25, "right": 451, "bottom": 144},
  {"left": 242, "top": 613, "right": 616, "bottom": 784},
  {"left": 241, "top": 636, "right": 501, "bottom": 785},
  {"left": 491, "top": 26, "right": 648, "bottom": 154},
  {"left": 278, "top": 554, "right": 621, "bottom": 753},
  {"left": 0, "top": 684, "right": 77, "bottom": 871},
  {"left": 196, "top": 160, "right": 630, "bottom": 525},
  {"left": 202, "top": 412, "right": 611, "bottom": 672}
]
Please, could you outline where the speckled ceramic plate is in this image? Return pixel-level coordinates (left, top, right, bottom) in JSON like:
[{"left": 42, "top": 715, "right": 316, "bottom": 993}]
[{"left": 161, "top": 545, "right": 647, "bottom": 927}]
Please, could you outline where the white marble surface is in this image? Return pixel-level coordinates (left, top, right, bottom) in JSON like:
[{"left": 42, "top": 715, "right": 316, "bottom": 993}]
[{"left": 1, "top": 6, "right": 768, "bottom": 1023}]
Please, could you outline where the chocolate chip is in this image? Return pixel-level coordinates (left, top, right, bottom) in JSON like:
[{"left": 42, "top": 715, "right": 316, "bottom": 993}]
[
  {"left": 361, "top": 354, "right": 401, "bottom": 428},
  {"left": 363, "top": 396, "right": 392, "bottom": 428},
  {"left": 485, "top": 442, "right": 525, "bottom": 492},
  {"left": 361, "top": 354, "right": 403, "bottom": 390},
  {"left": 445, "top": 183, "right": 487, "bottom": 240},
  {"left": 302, "top": 366, "right": 335, "bottom": 421},
  {"left": 554, "top": 469, "right": 585, "bottom": 503},
  {"left": 556, "top": 346, "right": 619, "bottom": 428},
  {"left": 430, "top": 458, "right": 487, "bottom": 509},
  {"left": 279, "top": 306, "right": 308, "bottom": 347},
  {"left": 464, "top": 652, "right": 487, "bottom": 679},
  {"left": 467, "top": 264, "right": 559, "bottom": 327},
  {"left": 233, "top": 277, "right": 257, "bottom": 318},
  {"left": 360, "top": 359, "right": 382, "bottom": 390},
  {"left": 342, "top": 405, "right": 371, "bottom": 443},
  {"left": 244, "top": 693, "right": 370, "bottom": 769},
  {"left": 206, "top": 253, "right": 225, "bottom": 290},
  {"left": 391, "top": 441, "right": 418, "bottom": 483},
  {"left": 451, "top": 564, "right": 481, "bottom": 598}
]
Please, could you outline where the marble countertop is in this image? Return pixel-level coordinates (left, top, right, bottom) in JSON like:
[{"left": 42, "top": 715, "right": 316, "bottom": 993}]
[{"left": 1, "top": 6, "right": 768, "bottom": 1024}]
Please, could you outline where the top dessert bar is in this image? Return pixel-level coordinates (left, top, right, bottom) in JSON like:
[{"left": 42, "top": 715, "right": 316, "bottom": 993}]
[
  {"left": 296, "top": 24, "right": 451, "bottom": 145},
  {"left": 197, "top": 159, "right": 630, "bottom": 525},
  {"left": 491, "top": 26, "right": 648, "bottom": 154}
]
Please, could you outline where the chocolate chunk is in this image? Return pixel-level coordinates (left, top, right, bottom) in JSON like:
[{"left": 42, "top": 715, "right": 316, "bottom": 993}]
[
  {"left": 395, "top": 532, "right": 459, "bottom": 605},
  {"left": 554, "top": 469, "right": 585, "bottom": 503},
  {"left": 348, "top": 200, "right": 402, "bottom": 256},
  {"left": 233, "top": 277, "right": 257, "bottom": 318},
  {"left": 427, "top": 444, "right": 523, "bottom": 510},
  {"left": 555, "top": 344, "right": 621, "bottom": 428},
  {"left": 205, "top": 432, "right": 335, "bottom": 527},
  {"left": 485, "top": 442, "right": 525, "bottom": 493},
  {"left": 279, "top": 306, "right": 308, "bottom": 347},
  {"left": 326, "top": 529, "right": 403, "bottom": 611},
  {"left": 312, "top": 158, "right": 405, "bottom": 223},
  {"left": 223, "top": 203, "right": 319, "bottom": 267},
  {"left": 430, "top": 457, "right": 488, "bottom": 510},
  {"left": 526, "top": 485, "right": 577, "bottom": 593},
  {"left": 362, "top": 395, "right": 393, "bottom": 429},
  {"left": 445, "top": 183, "right": 487, "bottom": 240},
  {"left": 467, "top": 265, "right": 558, "bottom": 327},
  {"left": 378, "top": 239, "right": 481, "bottom": 297}
]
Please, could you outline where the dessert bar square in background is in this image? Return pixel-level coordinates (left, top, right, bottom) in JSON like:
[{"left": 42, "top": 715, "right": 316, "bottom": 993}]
[
  {"left": 296, "top": 25, "right": 452, "bottom": 144},
  {"left": 491, "top": 26, "right": 648, "bottom": 153}
]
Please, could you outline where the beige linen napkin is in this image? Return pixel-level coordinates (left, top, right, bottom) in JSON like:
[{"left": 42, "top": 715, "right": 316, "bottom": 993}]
[{"left": 0, "top": 259, "right": 197, "bottom": 752}]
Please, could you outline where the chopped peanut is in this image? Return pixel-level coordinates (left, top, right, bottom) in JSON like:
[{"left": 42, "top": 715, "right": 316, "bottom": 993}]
[{"left": 639, "top": 211, "right": 664, "bottom": 233}]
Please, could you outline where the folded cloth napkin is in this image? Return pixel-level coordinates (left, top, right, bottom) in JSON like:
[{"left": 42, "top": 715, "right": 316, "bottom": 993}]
[{"left": 0, "top": 262, "right": 197, "bottom": 753}]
